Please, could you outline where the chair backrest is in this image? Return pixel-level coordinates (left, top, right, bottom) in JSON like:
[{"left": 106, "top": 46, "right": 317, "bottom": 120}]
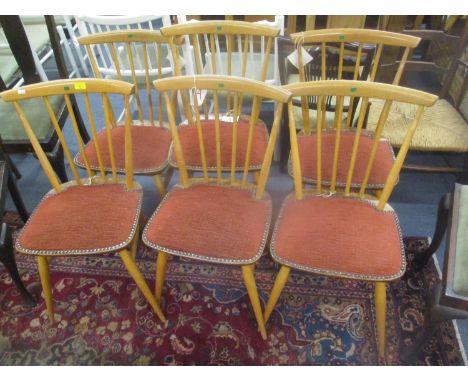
[
  {"left": 388, "top": 22, "right": 468, "bottom": 100},
  {"left": 284, "top": 80, "right": 437, "bottom": 206},
  {"left": 75, "top": 15, "right": 174, "bottom": 80},
  {"left": 0, "top": 78, "right": 135, "bottom": 191},
  {"left": 161, "top": 20, "right": 280, "bottom": 86},
  {"left": 283, "top": 29, "right": 421, "bottom": 133},
  {"left": 78, "top": 30, "right": 172, "bottom": 127},
  {"left": 153, "top": 75, "right": 291, "bottom": 198}
]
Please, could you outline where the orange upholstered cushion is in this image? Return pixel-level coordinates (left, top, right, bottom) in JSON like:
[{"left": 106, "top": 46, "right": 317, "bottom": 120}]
[
  {"left": 143, "top": 184, "right": 272, "bottom": 264},
  {"left": 289, "top": 132, "right": 395, "bottom": 189},
  {"left": 271, "top": 195, "right": 405, "bottom": 281},
  {"left": 75, "top": 125, "right": 172, "bottom": 174},
  {"left": 16, "top": 183, "right": 142, "bottom": 256},
  {"left": 169, "top": 117, "right": 268, "bottom": 171}
]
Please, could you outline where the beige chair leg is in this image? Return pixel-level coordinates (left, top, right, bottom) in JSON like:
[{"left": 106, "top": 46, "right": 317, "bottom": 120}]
[
  {"left": 119, "top": 249, "right": 166, "bottom": 323},
  {"left": 375, "top": 281, "right": 387, "bottom": 358},
  {"left": 241, "top": 264, "right": 267, "bottom": 340},
  {"left": 153, "top": 174, "right": 167, "bottom": 198},
  {"left": 264, "top": 265, "right": 290, "bottom": 324},
  {"left": 252, "top": 170, "right": 260, "bottom": 185},
  {"left": 37, "top": 256, "right": 54, "bottom": 324},
  {"left": 375, "top": 189, "right": 383, "bottom": 198},
  {"left": 163, "top": 167, "right": 174, "bottom": 189},
  {"left": 130, "top": 224, "right": 139, "bottom": 260},
  {"left": 155, "top": 251, "right": 168, "bottom": 303}
]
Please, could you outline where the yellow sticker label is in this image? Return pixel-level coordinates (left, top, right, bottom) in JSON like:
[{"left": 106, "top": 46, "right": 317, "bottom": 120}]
[{"left": 74, "top": 82, "right": 87, "bottom": 90}]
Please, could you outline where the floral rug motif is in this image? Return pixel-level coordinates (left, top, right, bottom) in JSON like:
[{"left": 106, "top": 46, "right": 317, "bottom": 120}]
[{"left": 0, "top": 213, "right": 465, "bottom": 365}]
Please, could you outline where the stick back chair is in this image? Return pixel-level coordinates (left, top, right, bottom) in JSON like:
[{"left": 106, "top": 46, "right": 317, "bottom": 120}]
[
  {"left": 77, "top": 30, "right": 176, "bottom": 197},
  {"left": 264, "top": 80, "right": 437, "bottom": 359},
  {"left": 279, "top": 29, "right": 421, "bottom": 193},
  {"left": 142, "top": 75, "right": 291, "bottom": 339},
  {"left": 367, "top": 25, "right": 468, "bottom": 178},
  {"left": 0, "top": 78, "right": 165, "bottom": 325},
  {"left": 161, "top": 20, "right": 281, "bottom": 183}
]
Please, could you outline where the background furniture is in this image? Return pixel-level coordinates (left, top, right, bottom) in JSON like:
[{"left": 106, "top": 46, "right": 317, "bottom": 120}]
[
  {"left": 0, "top": 136, "right": 35, "bottom": 306},
  {"left": 401, "top": 183, "right": 468, "bottom": 362}
]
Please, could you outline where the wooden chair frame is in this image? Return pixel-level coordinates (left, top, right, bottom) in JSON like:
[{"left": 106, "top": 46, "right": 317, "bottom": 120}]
[
  {"left": 0, "top": 78, "right": 165, "bottom": 325},
  {"left": 278, "top": 28, "right": 421, "bottom": 177},
  {"left": 264, "top": 80, "right": 437, "bottom": 358},
  {"left": 148, "top": 74, "right": 291, "bottom": 339},
  {"left": 78, "top": 30, "right": 177, "bottom": 196},
  {"left": 161, "top": 21, "right": 280, "bottom": 182}
]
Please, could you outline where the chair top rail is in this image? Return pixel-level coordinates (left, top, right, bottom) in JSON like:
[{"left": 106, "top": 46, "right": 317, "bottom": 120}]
[
  {"left": 291, "top": 28, "right": 420, "bottom": 48},
  {"left": 283, "top": 80, "right": 437, "bottom": 107},
  {"left": 78, "top": 29, "right": 170, "bottom": 44},
  {"left": 1, "top": 78, "right": 134, "bottom": 101},
  {"left": 76, "top": 15, "right": 169, "bottom": 26},
  {"left": 161, "top": 20, "right": 280, "bottom": 38},
  {"left": 153, "top": 74, "right": 291, "bottom": 103}
]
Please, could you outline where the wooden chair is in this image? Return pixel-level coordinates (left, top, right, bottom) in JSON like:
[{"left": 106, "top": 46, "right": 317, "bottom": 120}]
[
  {"left": 142, "top": 75, "right": 291, "bottom": 339},
  {"left": 278, "top": 29, "right": 421, "bottom": 193},
  {"left": 264, "top": 80, "right": 437, "bottom": 359},
  {"left": 77, "top": 30, "right": 175, "bottom": 197},
  {"left": 0, "top": 78, "right": 165, "bottom": 325},
  {"left": 367, "top": 26, "right": 468, "bottom": 178},
  {"left": 161, "top": 21, "right": 280, "bottom": 182}
]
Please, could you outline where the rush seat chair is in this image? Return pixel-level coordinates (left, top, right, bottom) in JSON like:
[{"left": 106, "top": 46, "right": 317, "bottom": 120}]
[
  {"left": 77, "top": 30, "right": 175, "bottom": 197},
  {"left": 264, "top": 80, "right": 437, "bottom": 359},
  {"left": 161, "top": 20, "right": 281, "bottom": 184},
  {"left": 142, "top": 75, "right": 291, "bottom": 339},
  {"left": 0, "top": 78, "right": 165, "bottom": 324}
]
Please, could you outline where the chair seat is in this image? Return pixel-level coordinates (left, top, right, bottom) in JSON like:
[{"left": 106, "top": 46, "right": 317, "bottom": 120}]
[
  {"left": 169, "top": 117, "right": 268, "bottom": 171},
  {"left": 142, "top": 184, "right": 272, "bottom": 264},
  {"left": 367, "top": 98, "right": 468, "bottom": 152},
  {"left": 289, "top": 131, "right": 395, "bottom": 189},
  {"left": 270, "top": 194, "right": 406, "bottom": 281},
  {"left": 74, "top": 124, "right": 172, "bottom": 174},
  {"left": 16, "top": 183, "right": 142, "bottom": 256}
]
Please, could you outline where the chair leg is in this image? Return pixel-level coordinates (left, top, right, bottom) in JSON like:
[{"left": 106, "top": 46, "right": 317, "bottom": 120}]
[
  {"left": 155, "top": 251, "right": 168, "bottom": 303},
  {"left": 241, "top": 264, "right": 267, "bottom": 340},
  {"left": 119, "top": 249, "right": 166, "bottom": 323},
  {"left": 153, "top": 174, "right": 167, "bottom": 198},
  {"left": 163, "top": 167, "right": 174, "bottom": 190},
  {"left": 264, "top": 265, "right": 290, "bottom": 324},
  {"left": 252, "top": 170, "right": 260, "bottom": 185},
  {"left": 375, "top": 189, "right": 383, "bottom": 198},
  {"left": 375, "top": 281, "right": 387, "bottom": 358},
  {"left": 129, "top": 224, "right": 139, "bottom": 261},
  {"left": 37, "top": 256, "right": 54, "bottom": 324}
]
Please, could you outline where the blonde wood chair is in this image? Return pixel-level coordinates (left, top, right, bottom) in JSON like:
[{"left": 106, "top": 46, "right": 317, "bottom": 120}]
[
  {"left": 142, "top": 75, "right": 291, "bottom": 339},
  {"left": 0, "top": 78, "right": 165, "bottom": 325},
  {"left": 161, "top": 20, "right": 280, "bottom": 183},
  {"left": 77, "top": 30, "right": 175, "bottom": 197},
  {"left": 264, "top": 80, "right": 437, "bottom": 359},
  {"left": 280, "top": 29, "right": 421, "bottom": 193}
]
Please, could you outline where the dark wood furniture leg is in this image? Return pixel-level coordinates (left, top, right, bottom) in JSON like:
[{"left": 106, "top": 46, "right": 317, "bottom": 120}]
[
  {"left": 47, "top": 140, "right": 68, "bottom": 184},
  {"left": 0, "top": 222, "right": 36, "bottom": 306},
  {"left": 413, "top": 192, "right": 451, "bottom": 271},
  {"left": 7, "top": 172, "right": 29, "bottom": 223}
]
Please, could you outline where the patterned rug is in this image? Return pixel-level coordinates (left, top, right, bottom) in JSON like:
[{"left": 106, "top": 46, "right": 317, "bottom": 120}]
[{"left": 0, "top": 212, "right": 465, "bottom": 365}]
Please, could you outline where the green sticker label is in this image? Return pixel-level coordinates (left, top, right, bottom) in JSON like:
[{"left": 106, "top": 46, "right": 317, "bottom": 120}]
[
  {"left": 339, "top": 35, "right": 345, "bottom": 40},
  {"left": 63, "top": 86, "right": 70, "bottom": 91},
  {"left": 128, "top": 33, "right": 133, "bottom": 38},
  {"left": 216, "top": 26, "right": 222, "bottom": 31},
  {"left": 218, "top": 83, "right": 224, "bottom": 88},
  {"left": 350, "top": 87, "right": 357, "bottom": 93}
]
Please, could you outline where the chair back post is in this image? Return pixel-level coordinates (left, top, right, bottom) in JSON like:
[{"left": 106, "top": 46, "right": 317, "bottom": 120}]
[{"left": 0, "top": 79, "right": 135, "bottom": 191}]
